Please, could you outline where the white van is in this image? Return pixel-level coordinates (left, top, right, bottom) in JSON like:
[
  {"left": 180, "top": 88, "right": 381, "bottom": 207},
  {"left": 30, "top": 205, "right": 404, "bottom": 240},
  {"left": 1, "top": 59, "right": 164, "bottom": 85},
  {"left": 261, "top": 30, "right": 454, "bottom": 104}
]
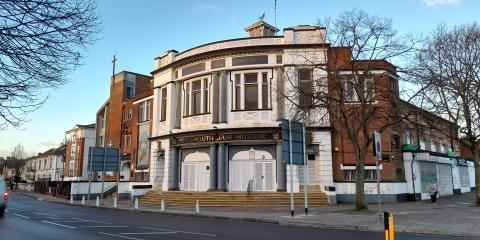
[{"left": 0, "top": 179, "right": 7, "bottom": 216}]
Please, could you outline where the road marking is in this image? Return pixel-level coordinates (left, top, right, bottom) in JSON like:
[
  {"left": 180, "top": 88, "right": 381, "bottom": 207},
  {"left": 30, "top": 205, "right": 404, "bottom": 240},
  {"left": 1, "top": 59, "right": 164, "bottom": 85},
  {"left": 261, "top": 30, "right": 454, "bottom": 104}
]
[
  {"left": 13, "top": 213, "right": 31, "bottom": 219},
  {"left": 72, "top": 217, "right": 112, "bottom": 224},
  {"left": 4, "top": 209, "right": 8, "bottom": 213},
  {"left": 42, "top": 221, "right": 76, "bottom": 229},
  {"left": 33, "top": 212, "right": 57, "bottom": 217},
  {"left": 79, "top": 225, "right": 128, "bottom": 228},
  {"left": 139, "top": 227, "right": 216, "bottom": 237},
  {"left": 51, "top": 220, "right": 86, "bottom": 223},
  {"left": 117, "top": 232, "right": 177, "bottom": 235},
  {"left": 98, "top": 232, "right": 143, "bottom": 240}
]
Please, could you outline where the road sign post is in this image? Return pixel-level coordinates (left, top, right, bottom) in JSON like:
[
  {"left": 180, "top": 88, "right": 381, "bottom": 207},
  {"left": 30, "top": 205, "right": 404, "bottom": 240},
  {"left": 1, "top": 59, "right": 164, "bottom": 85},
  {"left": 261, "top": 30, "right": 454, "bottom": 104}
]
[
  {"left": 282, "top": 119, "right": 307, "bottom": 217},
  {"left": 303, "top": 124, "right": 308, "bottom": 215},
  {"left": 374, "top": 131, "right": 382, "bottom": 218}
]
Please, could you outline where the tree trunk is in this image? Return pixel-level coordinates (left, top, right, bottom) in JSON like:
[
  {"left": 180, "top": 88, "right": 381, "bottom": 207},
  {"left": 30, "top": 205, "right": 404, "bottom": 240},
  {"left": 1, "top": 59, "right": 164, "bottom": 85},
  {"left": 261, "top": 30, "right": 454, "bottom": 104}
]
[
  {"left": 355, "top": 151, "right": 368, "bottom": 210},
  {"left": 474, "top": 144, "right": 480, "bottom": 206}
]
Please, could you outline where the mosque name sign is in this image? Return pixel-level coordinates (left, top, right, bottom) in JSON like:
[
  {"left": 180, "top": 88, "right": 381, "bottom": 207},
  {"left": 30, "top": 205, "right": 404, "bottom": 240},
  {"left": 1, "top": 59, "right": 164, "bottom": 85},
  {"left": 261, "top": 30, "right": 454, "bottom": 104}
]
[{"left": 174, "top": 132, "right": 280, "bottom": 144}]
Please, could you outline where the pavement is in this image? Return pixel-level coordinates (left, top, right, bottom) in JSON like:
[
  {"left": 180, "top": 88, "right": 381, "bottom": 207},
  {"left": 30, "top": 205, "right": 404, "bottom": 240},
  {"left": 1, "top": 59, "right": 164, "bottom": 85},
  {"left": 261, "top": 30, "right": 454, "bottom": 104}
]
[{"left": 13, "top": 190, "right": 480, "bottom": 239}]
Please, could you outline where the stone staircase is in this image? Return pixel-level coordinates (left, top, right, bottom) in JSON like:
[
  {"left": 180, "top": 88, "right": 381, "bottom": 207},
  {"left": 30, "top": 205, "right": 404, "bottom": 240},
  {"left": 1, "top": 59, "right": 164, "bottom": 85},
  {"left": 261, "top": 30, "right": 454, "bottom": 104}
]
[{"left": 139, "top": 186, "right": 328, "bottom": 207}]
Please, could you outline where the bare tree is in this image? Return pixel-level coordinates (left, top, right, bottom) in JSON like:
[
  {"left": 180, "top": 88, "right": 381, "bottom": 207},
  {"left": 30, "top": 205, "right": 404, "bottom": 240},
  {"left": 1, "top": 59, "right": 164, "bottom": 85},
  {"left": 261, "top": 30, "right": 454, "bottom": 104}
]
[
  {"left": 0, "top": 0, "right": 101, "bottom": 129},
  {"left": 280, "top": 9, "right": 418, "bottom": 210},
  {"left": 10, "top": 143, "right": 26, "bottom": 179},
  {"left": 410, "top": 22, "right": 480, "bottom": 206}
]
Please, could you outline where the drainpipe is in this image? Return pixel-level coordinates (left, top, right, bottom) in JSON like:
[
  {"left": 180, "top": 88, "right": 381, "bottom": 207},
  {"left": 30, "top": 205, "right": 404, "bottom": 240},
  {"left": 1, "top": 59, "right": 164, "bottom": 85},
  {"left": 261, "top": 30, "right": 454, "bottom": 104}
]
[{"left": 410, "top": 152, "right": 416, "bottom": 201}]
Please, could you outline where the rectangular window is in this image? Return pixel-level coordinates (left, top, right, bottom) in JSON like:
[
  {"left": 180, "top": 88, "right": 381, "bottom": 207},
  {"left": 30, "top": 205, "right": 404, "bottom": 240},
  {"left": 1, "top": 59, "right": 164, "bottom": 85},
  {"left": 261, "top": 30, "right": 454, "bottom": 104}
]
[
  {"left": 145, "top": 100, "right": 151, "bottom": 121},
  {"left": 430, "top": 140, "right": 436, "bottom": 152},
  {"left": 419, "top": 137, "right": 426, "bottom": 150},
  {"left": 139, "top": 103, "right": 144, "bottom": 122},
  {"left": 185, "top": 83, "right": 190, "bottom": 115},
  {"left": 128, "top": 109, "right": 132, "bottom": 120},
  {"left": 342, "top": 77, "right": 373, "bottom": 102},
  {"left": 439, "top": 143, "right": 445, "bottom": 153},
  {"left": 392, "top": 134, "right": 400, "bottom": 150},
  {"left": 161, "top": 88, "right": 167, "bottom": 121},
  {"left": 343, "top": 169, "right": 378, "bottom": 181},
  {"left": 404, "top": 132, "right": 412, "bottom": 144},
  {"left": 184, "top": 78, "right": 210, "bottom": 116},
  {"left": 235, "top": 74, "right": 241, "bottom": 110},
  {"left": 261, "top": 72, "right": 269, "bottom": 109},
  {"left": 232, "top": 71, "right": 271, "bottom": 111},
  {"left": 244, "top": 73, "right": 258, "bottom": 110},
  {"left": 192, "top": 80, "right": 202, "bottom": 115},
  {"left": 298, "top": 68, "right": 313, "bottom": 109},
  {"left": 203, "top": 78, "right": 209, "bottom": 113}
]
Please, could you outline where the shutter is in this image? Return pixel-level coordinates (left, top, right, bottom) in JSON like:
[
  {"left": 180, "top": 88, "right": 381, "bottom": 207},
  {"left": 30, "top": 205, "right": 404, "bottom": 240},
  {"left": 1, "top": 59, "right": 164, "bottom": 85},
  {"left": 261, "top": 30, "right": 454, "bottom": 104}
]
[
  {"left": 255, "top": 162, "right": 263, "bottom": 191},
  {"left": 264, "top": 162, "right": 274, "bottom": 191},
  {"left": 437, "top": 164, "right": 453, "bottom": 196}
]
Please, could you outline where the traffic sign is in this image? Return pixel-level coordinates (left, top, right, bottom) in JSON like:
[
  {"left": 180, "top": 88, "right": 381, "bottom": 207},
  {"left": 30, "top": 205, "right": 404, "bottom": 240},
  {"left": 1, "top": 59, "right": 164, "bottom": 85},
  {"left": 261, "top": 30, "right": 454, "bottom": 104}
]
[
  {"left": 282, "top": 119, "right": 305, "bottom": 165},
  {"left": 88, "top": 147, "right": 120, "bottom": 171}
]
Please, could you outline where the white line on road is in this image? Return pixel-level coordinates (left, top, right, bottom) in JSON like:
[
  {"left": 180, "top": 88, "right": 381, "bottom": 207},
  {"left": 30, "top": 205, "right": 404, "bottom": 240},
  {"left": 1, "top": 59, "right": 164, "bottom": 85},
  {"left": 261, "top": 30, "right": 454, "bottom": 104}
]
[
  {"left": 41, "top": 221, "right": 76, "bottom": 229},
  {"left": 33, "top": 212, "right": 57, "bottom": 217},
  {"left": 13, "top": 213, "right": 31, "bottom": 219},
  {"left": 117, "top": 232, "right": 177, "bottom": 235},
  {"left": 79, "top": 225, "right": 128, "bottom": 228},
  {"left": 71, "top": 218, "right": 112, "bottom": 224},
  {"left": 52, "top": 220, "right": 86, "bottom": 223},
  {"left": 139, "top": 226, "right": 217, "bottom": 237},
  {"left": 98, "top": 232, "right": 143, "bottom": 240}
]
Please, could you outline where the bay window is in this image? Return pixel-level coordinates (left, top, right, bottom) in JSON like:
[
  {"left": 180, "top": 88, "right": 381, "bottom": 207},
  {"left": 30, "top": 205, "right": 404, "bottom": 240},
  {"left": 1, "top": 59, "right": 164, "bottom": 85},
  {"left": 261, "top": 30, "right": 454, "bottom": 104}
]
[
  {"left": 184, "top": 77, "right": 210, "bottom": 116},
  {"left": 232, "top": 71, "right": 271, "bottom": 111}
]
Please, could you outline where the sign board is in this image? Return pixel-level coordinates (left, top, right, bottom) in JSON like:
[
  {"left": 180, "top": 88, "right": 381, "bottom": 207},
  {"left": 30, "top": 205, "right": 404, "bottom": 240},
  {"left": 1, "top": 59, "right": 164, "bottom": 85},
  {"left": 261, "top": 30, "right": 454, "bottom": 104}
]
[
  {"left": 374, "top": 132, "right": 382, "bottom": 161},
  {"left": 282, "top": 120, "right": 305, "bottom": 165},
  {"left": 88, "top": 147, "right": 120, "bottom": 171}
]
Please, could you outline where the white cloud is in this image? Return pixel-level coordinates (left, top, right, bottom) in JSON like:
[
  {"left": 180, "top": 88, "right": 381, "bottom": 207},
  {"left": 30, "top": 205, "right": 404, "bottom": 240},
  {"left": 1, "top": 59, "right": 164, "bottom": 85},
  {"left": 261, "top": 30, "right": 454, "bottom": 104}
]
[
  {"left": 422, "top": 0, "right": 461, "bottom": 7},
  {"left": 192, "top": 3, "right": 221, "bottom": 14}
]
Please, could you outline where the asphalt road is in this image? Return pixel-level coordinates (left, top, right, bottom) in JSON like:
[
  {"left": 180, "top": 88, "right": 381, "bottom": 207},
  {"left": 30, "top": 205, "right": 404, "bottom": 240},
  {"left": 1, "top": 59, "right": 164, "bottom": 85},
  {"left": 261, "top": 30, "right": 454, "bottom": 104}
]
[{"left": 0, "top": 192, "right": 468, "bottom": 240}]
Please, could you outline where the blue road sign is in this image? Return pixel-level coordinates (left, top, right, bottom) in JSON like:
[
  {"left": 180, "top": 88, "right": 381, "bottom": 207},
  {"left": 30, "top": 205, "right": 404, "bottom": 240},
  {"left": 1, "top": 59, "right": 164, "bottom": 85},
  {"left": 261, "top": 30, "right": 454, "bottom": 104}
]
[
  {"left": 282, "top": 119, "right": 305, "bottom": 165},
  {"left": 88, "top": 147, "right": 120, "bottom": 171}
]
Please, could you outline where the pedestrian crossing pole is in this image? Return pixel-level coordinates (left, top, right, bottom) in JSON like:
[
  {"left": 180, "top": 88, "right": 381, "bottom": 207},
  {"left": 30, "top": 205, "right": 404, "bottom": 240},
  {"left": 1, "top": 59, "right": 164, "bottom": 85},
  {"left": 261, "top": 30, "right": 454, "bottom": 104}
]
[{"left": 384, "top": 211, "right": 394, "bottom": 240}]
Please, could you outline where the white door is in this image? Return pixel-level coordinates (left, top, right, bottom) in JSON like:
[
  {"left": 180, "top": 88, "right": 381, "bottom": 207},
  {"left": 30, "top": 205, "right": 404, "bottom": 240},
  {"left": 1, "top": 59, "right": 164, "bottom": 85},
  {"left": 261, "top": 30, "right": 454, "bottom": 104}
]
[
  {"left": 230, "top": 148, "right": 276, "bottom": 192},
  {"left": 230, "top": 160, "right": 254, "bottom": 191},
  {"left": 437, "top": 164, "right": 453, "bottom": 196},
  {"left": 254, "top": 161, "right": 274, "bottom": 191},
  {"left": 181, "top": 151, "right": 210, "bottom": 191}
]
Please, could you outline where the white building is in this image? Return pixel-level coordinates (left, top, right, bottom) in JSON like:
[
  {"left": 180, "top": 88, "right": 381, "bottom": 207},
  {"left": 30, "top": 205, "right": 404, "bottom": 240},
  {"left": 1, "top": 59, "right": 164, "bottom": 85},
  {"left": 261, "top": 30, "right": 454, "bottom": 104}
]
[
  {"left": 148, "top": 21, "right": 335, "bottom": 203},
  {"left": 25, "top": 145, "right": 66, "bottom": 181}
]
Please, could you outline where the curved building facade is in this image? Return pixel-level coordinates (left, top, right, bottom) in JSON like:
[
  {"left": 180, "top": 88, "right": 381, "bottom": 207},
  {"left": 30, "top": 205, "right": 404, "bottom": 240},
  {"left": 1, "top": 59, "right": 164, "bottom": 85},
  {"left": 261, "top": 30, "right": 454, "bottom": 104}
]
[{"left": 149, "top": 21, "right": 334, "bottom": 201}]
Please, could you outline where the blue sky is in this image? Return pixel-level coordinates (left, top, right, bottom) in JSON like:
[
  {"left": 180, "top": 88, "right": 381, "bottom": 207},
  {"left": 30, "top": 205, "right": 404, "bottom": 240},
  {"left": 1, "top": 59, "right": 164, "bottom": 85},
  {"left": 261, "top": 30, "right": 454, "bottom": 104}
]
[{"left": 1, "top": 0, "right": 479, "bottom": 157}]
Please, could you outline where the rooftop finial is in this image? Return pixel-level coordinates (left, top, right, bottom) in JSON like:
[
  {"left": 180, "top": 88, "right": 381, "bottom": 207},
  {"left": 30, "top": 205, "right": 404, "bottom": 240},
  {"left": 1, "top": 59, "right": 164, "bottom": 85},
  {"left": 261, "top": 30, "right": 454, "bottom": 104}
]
[{"left": 259, "top": 13, "right": 265, "bottom": 21}]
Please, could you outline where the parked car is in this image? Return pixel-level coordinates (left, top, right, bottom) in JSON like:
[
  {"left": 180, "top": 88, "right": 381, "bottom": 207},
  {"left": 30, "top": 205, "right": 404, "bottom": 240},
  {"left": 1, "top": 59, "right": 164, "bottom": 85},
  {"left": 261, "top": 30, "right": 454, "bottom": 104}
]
[{"left": 0, "top": 179, "right": 7, "bottom": 217}]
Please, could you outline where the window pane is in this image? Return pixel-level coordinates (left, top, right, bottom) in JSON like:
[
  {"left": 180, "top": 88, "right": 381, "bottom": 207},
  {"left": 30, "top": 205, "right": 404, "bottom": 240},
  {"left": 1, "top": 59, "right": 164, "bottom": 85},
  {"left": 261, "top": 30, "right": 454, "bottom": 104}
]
[
  {"left": 192, "top": 80, "right": 201, "bottom": 90},
  {"left": 193, "top": 91, "right": 201, "bottom": 114},
  {"left": 161, "top": 88, "right": 167, "bottom": 121},
  {"left": 262, "top": 72, "right": 269, "bottom": 109},
  {"left": 185, "top": 83, "right": 190, "bottom": 115},
  {"left": 235, "top": 85, "right": 241, "bottom": 110},
  {"left": 244, "top": 73, "right": 257, "bottom": 84},
  {"left": 299, "top": 79, "right": 313, "bottom": 109},
  {"left": 298, "top": 69, "right": 311, "bottom": 80},
  {"left": 203, "top": 79, "right": 208, "bottom": 112},
  {"left": 244, "top": 84, "right": 258, "bottom": 109}
]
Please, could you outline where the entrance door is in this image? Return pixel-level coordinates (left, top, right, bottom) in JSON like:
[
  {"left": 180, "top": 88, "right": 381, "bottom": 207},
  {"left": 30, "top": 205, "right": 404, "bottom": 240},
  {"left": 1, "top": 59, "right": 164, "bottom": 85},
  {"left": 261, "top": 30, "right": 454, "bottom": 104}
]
[
  {"left": 181, "top": 151, "right": 210, "bottom": 191},
  {"left": 255, "top": 161, "right": 274, "bottom": 191},
  {"left": 229, "top": 147, "right": 276, "bottom": 192}
]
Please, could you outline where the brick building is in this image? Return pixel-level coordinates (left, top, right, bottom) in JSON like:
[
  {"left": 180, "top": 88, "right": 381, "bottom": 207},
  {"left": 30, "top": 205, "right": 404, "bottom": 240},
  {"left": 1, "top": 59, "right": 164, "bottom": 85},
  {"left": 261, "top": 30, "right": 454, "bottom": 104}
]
[
  {"left": 64, "top": 124, "right": 95, "bottom": 181},
  {"left": 95, "top": 71, "right": 153, "bottom": 182}
]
